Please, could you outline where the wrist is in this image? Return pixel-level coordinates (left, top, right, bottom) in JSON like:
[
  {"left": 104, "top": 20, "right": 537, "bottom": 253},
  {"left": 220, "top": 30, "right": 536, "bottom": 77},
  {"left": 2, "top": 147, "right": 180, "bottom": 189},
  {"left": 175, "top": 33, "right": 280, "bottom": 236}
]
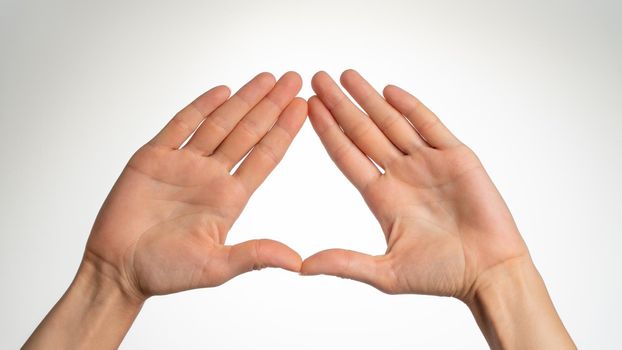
[
  {"left": 465, "top": 255, "right": 536, "bottom": 308},
  {"left": 465, "top": 256, "right": 575, "bottom": 349},
  {"left": 80, "top": 249, "right": 147, "bottom": 305},
  {"left": 75, "top": 252, "right": 146, "bottom": 310},
  {"left": 23, "top": 253, "right": 144, "bottom": 349}
]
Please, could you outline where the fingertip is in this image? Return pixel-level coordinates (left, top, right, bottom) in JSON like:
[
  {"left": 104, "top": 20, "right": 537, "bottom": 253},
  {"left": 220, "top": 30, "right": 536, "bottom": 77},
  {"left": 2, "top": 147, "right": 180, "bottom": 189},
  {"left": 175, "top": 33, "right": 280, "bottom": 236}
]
[
  {"left": 256, "top": 71, "right": 277, "bottom": 87},
  {"left": 340, "top": 68, "right": 360, "bottom": 85},
  {"left": 383, "top": 84, "right": 420, "bottom": 111},
  {"left": 213, "top": 85, "right": 232, "bottom": 99},
  {"left": 285, "top": 97, "right": 308, "bottom": 117},
  {"left": 307, "top": 95, "right": 320, "bottom": 106},
  {"left": 279, "top": 71, "right": 303, "bottom": 91},
  {"left": 192, "top": 85, "right": 231, "bottom": 113},
  {"left": 299, "top": 252, "right": 330, "bottom": 276},
  {"left": 278, "top": 97, "right": 307, "bottom": 132},
  {"left": 295, "top": 97, "right": 309, "bottom": 116},
  {"left": 307, "top": 95, "right": 328, "bottom": 113},
  {"left": 311, "top": 71, "right": 331, "bottom": 91},
  {"left": 276, "top": 249, "right": 303, "bottom": 273},
  {"left": 269, "top": 240, "right": 303, "bottom": 272},
  {"left": 298, "top": 250, "right": 334, "bottom": 276},
  {"left": 306, "top": 96, "right": 324, "bottom": 120},
  {"left": 299, "top": 257, "right": 319, "bottom": 276},
  {"left": 292, "top": 96, "right": 307, "bottom": 107},
  {"left": 383, "top": 84, "right": 411, "bottom": 101},
  {"left": 287, "top": 252, "right": 304, "bottom": 273},
  {"left": 312, "top": 70, "right": 327, "bottom": 81},
  {"left": 299, "top": 266, "right": 313, "bottom": 276},
  {"left": 283, "top": 70, "right": 302, "bottom": 83},
  {"left": 307, "top": 95, "right": 334, "bottom": 131},
  {"left": 382, "top": 84, "right": 398, "bottom": 97}
]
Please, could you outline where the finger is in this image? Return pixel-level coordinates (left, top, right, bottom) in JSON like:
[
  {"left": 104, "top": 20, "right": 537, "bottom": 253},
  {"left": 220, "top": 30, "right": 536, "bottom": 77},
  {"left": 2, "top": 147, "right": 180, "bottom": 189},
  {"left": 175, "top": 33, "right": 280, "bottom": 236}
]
[
  {"left": 307, "top": 95, "right": 380, "bottom": 192},
  {"left": 234, "top": 97, "right": 307, "bottom": 193},
  {"left": 184, "top": 72, "right": 277, "bottom": 155},
  {"left": 311, "top": 71, "right": 402, "bottom": 168},
  {"left": 340, "top": 69, "right": 427, "bottom": 153},
  {"left": 301, "top": 249, "right": 396, "bottom": 294},
  {"left": 226, "top": 239, "right": 302, "bottom": 277},
  {"left": 150, "top": 85, "right": 231, "bottom": 149},
  {"left": 383, "top": 84, "right": 460, "bottom": 149},
  {"left": 212, "top": 71, "right": 302, "bottom": 170}
]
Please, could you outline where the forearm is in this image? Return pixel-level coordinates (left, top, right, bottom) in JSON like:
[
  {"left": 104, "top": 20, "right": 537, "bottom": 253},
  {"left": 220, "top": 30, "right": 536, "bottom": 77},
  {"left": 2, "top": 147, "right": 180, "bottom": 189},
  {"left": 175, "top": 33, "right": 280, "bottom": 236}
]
[
  {"left": 23, "top": 257, "right": 144, "bottom": 349},
  {"left": 466, "top": 256, "right": 575, "bottom": 350}
]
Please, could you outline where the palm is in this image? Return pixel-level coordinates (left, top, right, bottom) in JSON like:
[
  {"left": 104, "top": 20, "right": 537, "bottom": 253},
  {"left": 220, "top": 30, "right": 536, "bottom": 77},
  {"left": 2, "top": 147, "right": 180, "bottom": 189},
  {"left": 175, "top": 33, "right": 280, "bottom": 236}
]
[
  {"left": 302, "top": 70, "right": 528, "bottom": 299},
  {"left": 90, "top": 145, "right": 248, "bottom": 296},
  {"left": 366, "top": 145, "right": 526, "bottom": 297},
  {"left": 84, "top": 72, "right": 307, "bottom": 299}
]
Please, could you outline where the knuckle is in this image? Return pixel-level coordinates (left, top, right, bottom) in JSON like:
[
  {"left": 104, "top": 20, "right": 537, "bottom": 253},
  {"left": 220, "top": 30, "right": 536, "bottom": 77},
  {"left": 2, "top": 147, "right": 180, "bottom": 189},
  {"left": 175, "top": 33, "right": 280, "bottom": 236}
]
[
  {"left": 232, "top": 93, "right": 252, "bottom": 110},
  {"left": 272, "top": 124, "right": 295, "bottom": 142},
  {"left": 329, "top": 139, "right": 355, "bottom": 165},
  {"left": 326, "top": 94, "right": 348, "bottom": 111},
  {"left": 254, "top": 142, "right": 281, "bottom": 166},
  {"left": 263, "top": 93, "right": 283, "bottom": 112},
  {"left": 205, "top": 116, "right": 230, "bottom": 134},
  {"left": 238, "top": 118, "right": 263, "bottom": 139},
  {"left": 348, "top": 121, "right": 373, "bottom": 141},
  {"left": 418, "top": 117, "right": 441, "bottom": 134},
  {"left": 169, "top": 114, "right": 194, "bottom": 134},
  {"left": 378, "top": 113, "right": 402, "bottom": 134}
]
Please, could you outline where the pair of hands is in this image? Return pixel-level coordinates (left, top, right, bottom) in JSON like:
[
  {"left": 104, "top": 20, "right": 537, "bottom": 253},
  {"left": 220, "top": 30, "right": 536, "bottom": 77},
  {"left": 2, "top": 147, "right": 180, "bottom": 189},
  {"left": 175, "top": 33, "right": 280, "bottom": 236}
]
[
  {"left": 85, "top": 69, "right": 528, "bottom": 303},
  {"left": 24, "top": 70, "right": 576, "bottom": 350}
]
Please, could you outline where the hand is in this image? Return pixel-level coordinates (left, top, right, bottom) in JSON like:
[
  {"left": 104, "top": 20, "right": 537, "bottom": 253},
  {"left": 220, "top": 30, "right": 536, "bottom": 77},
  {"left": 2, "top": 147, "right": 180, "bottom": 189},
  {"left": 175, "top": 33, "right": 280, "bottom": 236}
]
[
  {"left": 24, "top": 72, "right": 308, "bottom": 349},
  {"left": 301, "top": 70, "right": 529, "bottom": 299},
  {"left": 86, "top": 71, "right": 306, "bottom": 300},
  {"left": 300, "top": 70, "right": 576, "bottom": 349}
]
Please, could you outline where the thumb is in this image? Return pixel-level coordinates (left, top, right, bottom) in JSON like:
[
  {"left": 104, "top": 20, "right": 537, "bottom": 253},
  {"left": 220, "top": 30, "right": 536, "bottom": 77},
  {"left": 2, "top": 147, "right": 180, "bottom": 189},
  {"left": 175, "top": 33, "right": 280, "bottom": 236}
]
[
  {"left": 226, "top": 239, "right": 302, "bottom": 278},
  {"left": 301, "top": 249, "right": 396, "bottom": 294}
]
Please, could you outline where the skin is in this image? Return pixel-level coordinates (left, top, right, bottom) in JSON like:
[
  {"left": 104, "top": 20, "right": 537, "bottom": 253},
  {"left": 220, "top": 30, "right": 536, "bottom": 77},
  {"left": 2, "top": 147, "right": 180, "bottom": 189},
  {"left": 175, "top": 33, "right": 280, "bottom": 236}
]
[
  {"left": 300, "top": 69, "right": 524, "bottom": 298},
  {"left": 23, "top": 71, "right": 307, "bottom": 349},
  {"left": 23, "top": 70, "right": 575, "bottom": 350},
  {"left": 85, "top": 71, "right": 307, "bottom": 297},
  {"left": 301, "top": 70, "right": 576, "bottom": 349}
]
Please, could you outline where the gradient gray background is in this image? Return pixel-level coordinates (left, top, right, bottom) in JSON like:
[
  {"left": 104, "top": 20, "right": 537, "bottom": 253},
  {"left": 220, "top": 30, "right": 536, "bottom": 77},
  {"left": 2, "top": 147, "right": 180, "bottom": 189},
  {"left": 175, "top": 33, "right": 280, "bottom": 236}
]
[{"left": 1, "top": 0, "right": 621, "bottom": 348}]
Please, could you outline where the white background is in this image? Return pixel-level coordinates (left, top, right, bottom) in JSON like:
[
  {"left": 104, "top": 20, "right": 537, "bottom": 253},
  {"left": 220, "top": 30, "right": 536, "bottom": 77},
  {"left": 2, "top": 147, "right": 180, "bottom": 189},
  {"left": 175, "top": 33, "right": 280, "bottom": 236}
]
[{"left": 1, "top": 0, "right": 621, "bottom": 348}]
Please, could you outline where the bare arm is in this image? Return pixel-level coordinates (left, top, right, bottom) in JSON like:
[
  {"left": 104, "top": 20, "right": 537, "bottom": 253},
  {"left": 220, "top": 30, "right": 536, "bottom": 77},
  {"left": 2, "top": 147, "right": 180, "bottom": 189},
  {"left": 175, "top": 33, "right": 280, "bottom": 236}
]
[
  {"left": 468, "top": 256, "right": 574, "bottom": 349},
  {"left": 22, "top": 257, "right": 143, "bottom": 349}
]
